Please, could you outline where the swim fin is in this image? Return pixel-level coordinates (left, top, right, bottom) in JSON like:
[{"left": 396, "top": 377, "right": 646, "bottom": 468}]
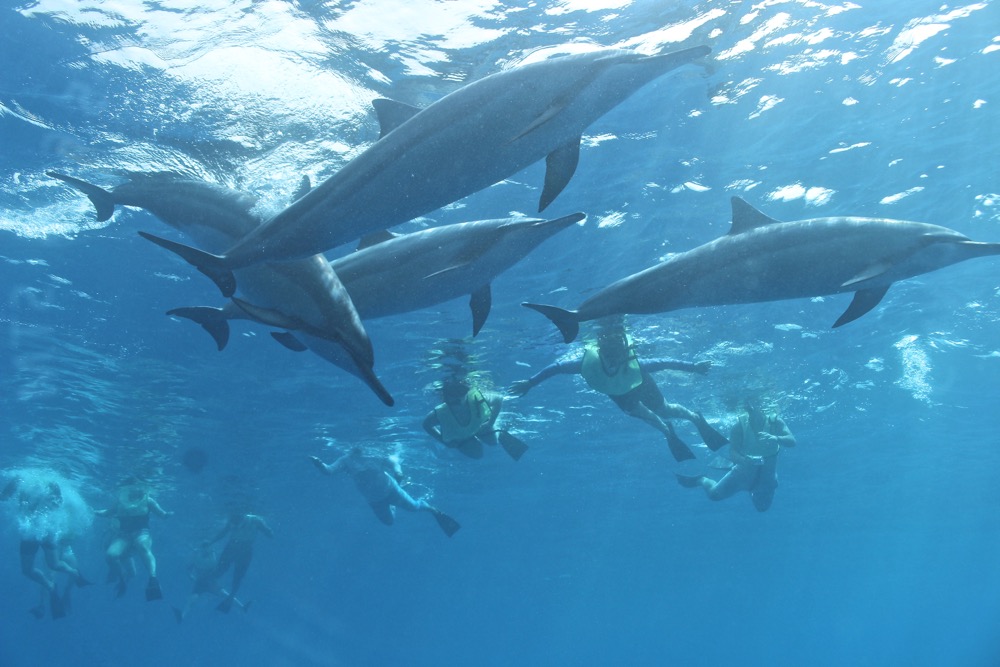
[
  {"left": 432, "top": 510, "right": 461, "bottom": 537},
  {"left": 49, "top": 588, "right": 66, "bottom": 619},
  {"left": 145, "top": 577, "right": 163, "bottom": 602},
  {"left": 694, "top": 413, "right": 728, "bottom": 451},
  {"left": 665, "top": 423, "right": 696, "bottom": 462},
  {"left": 497, "top": 431, "right": 529, "bottom": 461},
  {"left": 216, "top": 595, "right": 234, "bottom": 613}
]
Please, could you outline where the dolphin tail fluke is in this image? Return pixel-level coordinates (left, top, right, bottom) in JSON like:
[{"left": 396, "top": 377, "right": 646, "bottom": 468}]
[
  {"left": 46, "top": 171, "right": 117, "bottom": 222},
  {"left": 521, "top": 302, "right": 580, "bottom": 343},
  {"left": 138, "top": 231, "right": 237, "bottom": 298},
  {"left": 166, "top": 306, "right": 231, "bottom": 351}
]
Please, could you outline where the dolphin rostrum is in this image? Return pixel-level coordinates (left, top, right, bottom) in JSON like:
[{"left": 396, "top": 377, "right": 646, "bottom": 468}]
[
  {"left": 524, "top": 197, "right": 1000, "bottom": 342},
  {"left": 136, "top": 45, "right": 711, "bottom": 297},
  {"left": 47, "top": 171, "right": 394, "bottom": 406}
]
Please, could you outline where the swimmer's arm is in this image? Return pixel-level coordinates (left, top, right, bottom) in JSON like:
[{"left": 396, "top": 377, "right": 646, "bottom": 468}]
[
  {"left": 148, "top": 497, "right": 170, "bottom": 518},
  {"left": 509, "top": 357, "right": 583, "bottom": 396},
  {"left": 770, "top": 418, "right": 796, "bottom": 447},
  {"left": 643, "top": 358, "right": 712, "bottom": 375},
  {"left": 253, "top": 515, "right": 275, "bottom": 538},
  {"left": 309, "top": 454, "right": 347, "bottom": 475},
  {"left": 422, "top": 412, "right": 445, "bottom": 443}
]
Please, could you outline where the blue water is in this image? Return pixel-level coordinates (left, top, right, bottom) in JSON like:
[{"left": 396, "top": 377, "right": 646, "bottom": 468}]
[{"left": 2, "top": 1, "right": 999, "bottom": 665}]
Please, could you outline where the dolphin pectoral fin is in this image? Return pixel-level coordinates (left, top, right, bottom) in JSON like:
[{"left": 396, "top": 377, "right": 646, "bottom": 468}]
[
  {"left": 166, "top": 306, "right": 231, "bottom": 351},
  {"left": 539, "top": 137, "right": 581, "bottom": 212},
  {"left": 841, "top": 262, "right": 892, "bottom": 288},
  {"left": 522, "top": 302, "right": 581, "bottom": 343},
  {"left": 511, "top": 105, "right": 565, "bottom": 143},
  {"left": 231, "top": 298, "right": 301, "bottom": 330},
  {"left": 470, "top": 284, "right": 492, "bottom": 337},
  {"left": 47, "top": 171, "right": 117, "bottom": 222},
  {"left": 372, "top": 99, "right": 422, "bottom": 139},
  {"left": 291, "top": 175, "right": 311, "bottom": 201},
  {"left": 357, "top": 229, "right": 400, "bottom": 250},
  {"left": 138, "top": 231, "right": 237, "bottom": 298},
  {"left": 833, "top": 286, "right": 890, "bottom": 328},
  {"left": 270, "top": 331, "right": 308, "bottom": 352}
]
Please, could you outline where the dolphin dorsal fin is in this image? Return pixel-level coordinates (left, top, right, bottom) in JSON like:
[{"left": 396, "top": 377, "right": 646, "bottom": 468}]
[
  {"left": 371, "top": 99, "right": 422, "bottom": 139},
  {"left": 292, "top": 175, "right": 312, "bottom": 202},
  {"left": 729, "top": 197, "right": 783, "bottom": 235},
  {"left": 357, "top": 230, "right": 399, "bottom": 250}
]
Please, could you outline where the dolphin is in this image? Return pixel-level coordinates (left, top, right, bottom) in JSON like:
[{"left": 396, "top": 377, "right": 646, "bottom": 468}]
[
  {"left": 47, "top": 171, "right": 394, "bottom": 406},
  {"left": 136, "top": 45, "right": 711, "bottom": 297},
  {"left": 524, "top": 197, "right": 1000, "bottom": 342},
  {"left": 166, "top": 213, "right": 585, "bottom": 344}
]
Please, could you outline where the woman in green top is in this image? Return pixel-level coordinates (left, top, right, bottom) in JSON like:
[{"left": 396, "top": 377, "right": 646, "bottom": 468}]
[
  {"left": 423, "top": 377, "right": 528, "bottom": 460},
  {"left": 509, "top": 324, "right": 726, "bottom": 461},
  {"left": 677, "top": 402, "right": 795, "bottom": 512}
]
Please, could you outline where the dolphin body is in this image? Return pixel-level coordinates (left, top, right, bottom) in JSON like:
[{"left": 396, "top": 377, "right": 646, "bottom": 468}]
[
  {"left": 47, "top": 171, "right": 394, "bottom": 406},
  {"left": 524, "top": 197, "right": 1000, "bottom": 342},
  {"left": 168, "top": 212, "right": 586, "bottom": 346},
  {"left": 138, "top": 45, "right": 711, "bottom": 297}
]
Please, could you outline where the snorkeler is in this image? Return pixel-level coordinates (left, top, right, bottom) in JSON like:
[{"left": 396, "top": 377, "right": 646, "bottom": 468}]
[
  {"left": 509, "top": 320, "right": 726, "bottom": 461},
  {"left": 676, "top": 401, "right": 796, "bottom": 512},
  {"left": 95, "top": 477, "right": 172, "bottom": 601},
  {"left": 1, "top": 473, "right": 92, "bottom": 620},
  {"left": 172, "top": 544, "right": 250, "bottom": 623},
  {"left": 310, "top": 448, "right": 460, "bottom": 537},
  {"left": 422, "top": 376, "right": 528, "bottom": 460},
  {"left": 204, "top": 510, "right": 273, "bottom": 613}
]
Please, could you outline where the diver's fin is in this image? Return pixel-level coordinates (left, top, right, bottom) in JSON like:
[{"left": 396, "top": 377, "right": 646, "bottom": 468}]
[
  {"left": 665, "top": 422, "right": 696, "bottom": 462},
  {"left": 46, "top": 171, "right": 117, "bottom": 222},
  {"left": 144, "top": 577, "right": 162, "bottom": 602},
  {"left": 357, "top": 229, "right": 399, "bottom": 250},
  {"left": 694, "top": 413, "right": 728, "bottom": 451},
  {"left": 521, "top": 302, "right": 581, "bottom": 344},
  {"left": 431, "top": 509, "right": 461, "bottom": 537},
  {"left": 216, "top": 595, "right": 234, "bottom": 613},
  {"left": 271, "top": 331, "right": 308, "bottom": 352},
  {"left": 497, "top": 430, "right": 528, "bottom": 461},
  {"left": 231, "top": 298, "right": 302, "bottom": 330},
  {"left": 833, "top": 286, "right": 889, "bottom": 328},
  {"left": 167, "top": 306, "right": 231, "bottom": 351},
  {"left": 729, "top": 197, "right": 783, "bottom": 235},
  {"left": 539, "top": 137, "right": 581, "bottom": 212},
  {"left": 49, "top": 588, "right": 66, "bottom": 619},
  {"left": 292, "top": 174, "right": 311, "bottom": 201},
  {"left": 372, "top": 98, "right": 422, "bottom": 138},
  {"left": 172, "top": 606, "right": 184, "bottom": 624},
  {"left": 470, "top": 284, "right": 492, "bottom": 337},
  {"left": 138, "top": 231, "right": 236, "bottom": 298}
]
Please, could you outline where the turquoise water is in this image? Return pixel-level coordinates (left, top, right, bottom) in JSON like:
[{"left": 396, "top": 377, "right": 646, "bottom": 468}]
[{"left": 2, "top": 1, "right": 999, "bottom": 665}]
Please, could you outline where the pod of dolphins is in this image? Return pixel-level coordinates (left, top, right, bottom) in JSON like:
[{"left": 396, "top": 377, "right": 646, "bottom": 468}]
[{"left": 49, "top": 44, "right": 1000, "bottom": 405}]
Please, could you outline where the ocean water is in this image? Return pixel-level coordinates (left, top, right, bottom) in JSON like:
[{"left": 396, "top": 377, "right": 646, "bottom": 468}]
[{"left": 2, "top": 1, "right": 999, "bottom": 665}]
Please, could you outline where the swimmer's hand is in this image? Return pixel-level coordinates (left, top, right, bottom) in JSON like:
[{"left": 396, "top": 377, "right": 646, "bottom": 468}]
[
  {"left": 693, "top": 360, "right": 712, "bottom": 375},
  {"left": 507, "top": 380, "right": 531, "bottom": 397},
  {"left": 309, "top": 456, "right": 328, "bottom": 473}
]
